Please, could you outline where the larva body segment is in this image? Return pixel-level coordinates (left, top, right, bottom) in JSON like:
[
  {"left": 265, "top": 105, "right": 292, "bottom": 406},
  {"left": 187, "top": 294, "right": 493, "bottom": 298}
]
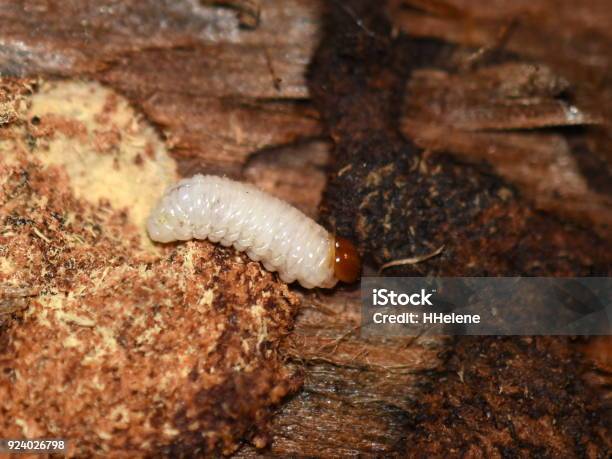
[{"left": 147, "top": 175, "right": 345, "bottom": 288}]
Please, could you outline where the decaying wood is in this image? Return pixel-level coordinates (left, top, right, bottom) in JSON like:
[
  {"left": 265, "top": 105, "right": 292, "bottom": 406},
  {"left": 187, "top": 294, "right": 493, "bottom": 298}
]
[
  {"left": 0, "top": 0, "right": 323, "bottom": 176},
  {"left": 392, "top": 0, "right": 612, "bottom": 238},
  {"left": 310, "top": 1, "right": 610, "bottom": 277},
  {"left": 0, "top": 80, "right": 301, "bottom": 456},
  {"left": 305, "top": 0, "right": 609, "bottom": 456},
  {"left": 0, "top": 0, "right": 610, "bottom": 457}
]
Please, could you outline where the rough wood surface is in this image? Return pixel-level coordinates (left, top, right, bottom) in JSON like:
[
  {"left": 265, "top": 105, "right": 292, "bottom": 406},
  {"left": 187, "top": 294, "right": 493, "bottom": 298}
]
[
  {"left": 0, "top": 1, "right": 610, "bottom": 457},
  {"left": 0, "top": 80, "right": 301, "bottom": 456}
]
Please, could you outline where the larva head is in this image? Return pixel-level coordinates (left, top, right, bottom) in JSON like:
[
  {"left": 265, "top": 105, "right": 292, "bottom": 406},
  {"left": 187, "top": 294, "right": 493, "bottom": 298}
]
[{"left": 333, "top": 236, "right": 361, "bottom": 284}]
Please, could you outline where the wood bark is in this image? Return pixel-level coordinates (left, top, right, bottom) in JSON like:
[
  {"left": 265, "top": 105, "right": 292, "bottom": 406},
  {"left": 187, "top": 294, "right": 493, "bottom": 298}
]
[{"left": 0, "top": 1, "right": 610, "bottom": 456}]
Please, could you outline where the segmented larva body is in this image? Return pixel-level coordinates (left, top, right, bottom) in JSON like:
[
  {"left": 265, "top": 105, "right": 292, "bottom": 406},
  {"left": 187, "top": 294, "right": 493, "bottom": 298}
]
[{"left": 147, "top": 175, "right": 360, "bottom": 289}]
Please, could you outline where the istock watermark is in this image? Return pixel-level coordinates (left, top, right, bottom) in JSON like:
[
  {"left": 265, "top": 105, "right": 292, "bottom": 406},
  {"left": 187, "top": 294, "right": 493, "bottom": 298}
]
[
  {"left": 372, "top": 288, "right": 434, "bottom": 306},
  {"left": 361, "top": 277, "right": 611, "bottom": 336}
]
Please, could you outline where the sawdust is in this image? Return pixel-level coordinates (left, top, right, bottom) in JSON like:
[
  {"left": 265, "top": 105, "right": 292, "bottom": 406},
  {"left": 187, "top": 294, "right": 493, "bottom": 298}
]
[{"left": 0, "top": 78, "right": 301, "bottom": 457}]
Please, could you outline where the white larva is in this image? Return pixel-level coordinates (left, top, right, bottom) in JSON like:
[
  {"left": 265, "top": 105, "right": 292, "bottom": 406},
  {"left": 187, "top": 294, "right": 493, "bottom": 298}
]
[{"left": 147, "top": 175, "right": 360, "bottom": 289}]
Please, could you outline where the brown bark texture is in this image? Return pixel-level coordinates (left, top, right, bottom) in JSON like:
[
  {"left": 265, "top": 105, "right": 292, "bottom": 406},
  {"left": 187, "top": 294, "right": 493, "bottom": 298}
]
[{"left": 0, "top": 0, "right": 610, "bottom": 457}]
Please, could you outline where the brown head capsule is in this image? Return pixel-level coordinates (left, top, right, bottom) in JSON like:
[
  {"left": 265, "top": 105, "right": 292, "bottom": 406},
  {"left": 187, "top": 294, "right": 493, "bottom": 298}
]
[{"left": 332, "top": 236, "right": 361, "bottom": 283}]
